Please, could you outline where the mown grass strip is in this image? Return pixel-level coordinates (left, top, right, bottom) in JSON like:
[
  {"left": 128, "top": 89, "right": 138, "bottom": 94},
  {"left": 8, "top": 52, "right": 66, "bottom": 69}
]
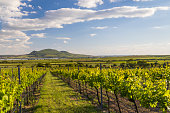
[{"left": 34, "top": 72, "right": 100, "bottom": 113}]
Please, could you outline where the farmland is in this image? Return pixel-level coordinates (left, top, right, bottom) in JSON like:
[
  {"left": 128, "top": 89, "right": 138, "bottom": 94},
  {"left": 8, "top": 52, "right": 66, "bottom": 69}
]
[{"left": 0, "top": 55, "right": 169, "bottom": 113}]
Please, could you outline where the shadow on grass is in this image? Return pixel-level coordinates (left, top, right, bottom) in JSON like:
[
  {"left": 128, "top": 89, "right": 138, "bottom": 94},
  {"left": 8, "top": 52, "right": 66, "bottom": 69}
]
[
  {"left": 33, "top": 105, "right": 43, "bottom": 111},
  {"left": 55, "top": 83, "right": 68, "bottom": 87},
  {"left": 35, "top": 104, "right": 101, "bottom": 113},
  {"left": 56, "top": 105, "right": 100, "bottom": 113},
  {"left": 22, "top": 105, "right": 44, "bottom": 113}
]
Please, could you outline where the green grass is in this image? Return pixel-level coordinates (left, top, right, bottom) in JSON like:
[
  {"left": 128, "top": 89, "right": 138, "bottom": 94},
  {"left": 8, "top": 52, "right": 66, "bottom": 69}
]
[
  {"left": 34, "top": 72, "right": 100, "bottom": 113},
  {"left": 1, "top": 55, "right": 170, "bottom": 68}
]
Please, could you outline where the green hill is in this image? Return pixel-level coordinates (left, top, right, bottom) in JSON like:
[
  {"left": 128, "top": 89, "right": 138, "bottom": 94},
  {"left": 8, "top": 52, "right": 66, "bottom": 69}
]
[{"left": 27, "top": 49, "right": 91, "bottom": 58}]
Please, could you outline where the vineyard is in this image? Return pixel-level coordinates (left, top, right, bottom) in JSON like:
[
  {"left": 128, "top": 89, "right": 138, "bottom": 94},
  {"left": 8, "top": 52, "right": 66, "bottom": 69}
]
[
  {"left": 0, "top": 64, "right": 169, "bottom": 113},
  {"left": 0, "top": 67, "right": 46, "bottom": 113},
  {"left": 51, "top": 66, "right": 170, "bottom": 113}
]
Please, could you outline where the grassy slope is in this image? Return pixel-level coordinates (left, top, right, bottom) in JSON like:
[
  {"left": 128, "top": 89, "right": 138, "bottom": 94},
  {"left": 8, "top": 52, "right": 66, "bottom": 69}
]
[
  {"left": 27, "top": 49, "right": 90, "bottom": 58},
  {"left": 34, "top": 72, "right": 100, "bottom": 113}
]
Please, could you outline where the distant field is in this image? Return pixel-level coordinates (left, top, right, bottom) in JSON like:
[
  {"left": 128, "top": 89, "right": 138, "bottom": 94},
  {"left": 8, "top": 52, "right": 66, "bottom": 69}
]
[{"left": 0, "top": 55, "right": 170, "bottom": 68}]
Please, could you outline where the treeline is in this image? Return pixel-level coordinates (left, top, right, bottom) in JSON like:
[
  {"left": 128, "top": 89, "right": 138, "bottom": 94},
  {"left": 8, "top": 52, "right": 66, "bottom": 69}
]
[
  {"left": 41, "top": 60, "right": 168, "bottom": 69},
  {"left": 120, "top": 59, "right": 168, "bottom": 68}
]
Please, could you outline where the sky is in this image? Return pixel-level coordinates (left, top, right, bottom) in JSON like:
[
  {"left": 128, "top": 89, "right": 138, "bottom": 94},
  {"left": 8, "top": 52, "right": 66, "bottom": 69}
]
[{"left": 0, "top": 0, "right": 170, "bottom": 55}]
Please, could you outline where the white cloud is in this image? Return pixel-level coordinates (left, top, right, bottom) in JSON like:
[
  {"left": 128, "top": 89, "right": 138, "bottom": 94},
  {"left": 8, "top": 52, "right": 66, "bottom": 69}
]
[
  {"left": 4, "top": 6, "right": 170, "bottom": 32},
  {"left": 38, "top": 6, "right": 42, "bottom": 9},
  {"left": 110, "top": 0, "right": 118, "bottom": 2},
  {"left": 20, "top": 3, "right": 34, "bottom": 9},
  {"left": 16, "top": 39, "right": 21, "bottom": 41},
  {"left": 76, "top": 0, "right": 103, "bottom": 8},
  {"left": 113, "top": 26, "right": 118, "bottom": 29},
  {"left": 90, "top": 34, "right": 96, "bottom": 37},
  {"left": 0, "top": 0, "right": 25, "bottom": 20},
  {"left": 152, "top": 25, "right": 168, "bottom": 29},
  {"left": 31, "top": 33, "right": 46, "bottom": 38},
  {"left": 0, "top": 2, "right": 170, "bottom": 54},
  {"left": 28, "top": 4, "right": 33, "bottom": 9},
  {"left": 30, "top": 11, "right": 37, "bottom": 14},
  {"left": 56, "top": 37, "right": 71, "bottom": 40},
  {"left": 91, "top": 26, "right": 108, "bottom": 29},
  {"left": 56, "top": 37, "right": 71, "bottom": 44},
  {"left": 21, "top": 2, "right": 27, "bottom": 7},
  {"left": 0, "top": 30, "right": 31, "bottom": 54},
  {"left": 64, "top": 40, "right": 68, "bottom": 44},
  {"left": 28, "top": 0, "right": 32, "bottom": 2},
  {"left": 22, "top": 11, "right": 36, "bottom": 15}
]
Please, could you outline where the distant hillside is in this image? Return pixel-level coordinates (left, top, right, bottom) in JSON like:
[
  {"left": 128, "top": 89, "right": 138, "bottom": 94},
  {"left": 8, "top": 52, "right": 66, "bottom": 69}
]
[{"left": 27, "top": 49, "right": 91, "bottom": 58}]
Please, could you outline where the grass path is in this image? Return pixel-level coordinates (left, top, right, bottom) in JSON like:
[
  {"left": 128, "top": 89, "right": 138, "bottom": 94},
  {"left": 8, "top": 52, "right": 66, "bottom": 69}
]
[{"left": 34, "top": 72, "right": 100, "bottom": 113}]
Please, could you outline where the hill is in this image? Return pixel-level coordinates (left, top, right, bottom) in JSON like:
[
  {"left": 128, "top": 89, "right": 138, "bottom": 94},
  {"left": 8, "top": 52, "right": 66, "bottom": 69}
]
[{"left": 27, "top": 49, "right": 91, "bottom": 58}]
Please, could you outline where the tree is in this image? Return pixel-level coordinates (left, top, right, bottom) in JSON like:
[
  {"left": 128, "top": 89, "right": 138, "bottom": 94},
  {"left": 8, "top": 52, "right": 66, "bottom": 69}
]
[
  {"left": 126, "top": 59, "right": 136, "bottom": 68},
  {"left": 65, "top": 64, "right": 73, "bottom": 67},
  {"left": 45, "top": 63, "right": 52, "bottom": 68},
  {"left": 76, "top": 62, "right": 84, "bottom": 67},
  {"left": 2, "top": 60, "right": 8, "bottom": 63},
  {"left": 137, "top": 60, "right": 149, "bottom": 68},
  {"left": 95, "top": 64, "right": 100, "bottom": 68},
  {"left": 89, "top": 65, "right": 93, "bottom": 68},
  {"left": 113, "top": 64, "right": 117, "bottom": 67},
  {"left": 85, "top": 64, "right": 88, "bottom": 67},
  {"left": 37, "top": 63, "right": 44, "bottom": 67},
  {"left": 154, "top": 61, "right": 159, "bottom": 67},
  {"left": 120, "top": 63, "right": 125, "bottom": 68}
]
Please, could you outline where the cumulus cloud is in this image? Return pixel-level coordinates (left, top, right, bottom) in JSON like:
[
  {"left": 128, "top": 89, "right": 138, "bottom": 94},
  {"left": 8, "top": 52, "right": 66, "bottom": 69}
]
[
  {"left": 110, "top": 0, "right": 118, "bottom": 2},
  {"left": 4, "top": 6, "right": 170, "bottom": 32},
  {"left": 113, "top": 26, "right": 118, "bottom": 29},
  {"left": 64, "top": 40, "right": 68, "bottom": 44},
  {"left": 0, "top": 0, "right": 170, "bottom": 54},
  {"left": 28, "top": 4, "right": 33, "bottom": 9},
  {"left": 56, "top": 37, "right": 71, "bottom": 44},
  {"left": 152, "top": 26, "right": 167, "bottom": 29},
  {"left": 76, "top": 0, "right": 103, "bottom": 8},
  {"left": 90, "top": 34, "right": 96, "bottom": 37},
  {"left": 0, "top": 0, "right": 25, "bottom": 20},
  {"left": 56, "top": 37, "right": 71, "bottom": 40},
  {"left": 0, "top": 0, "right": 34, "bottom": 20},
  {"left": 38, "top": 6, "right": 42, "bottom": 9},
  {"left": 0, "top": 30, "right": 31, "bottom": 54},
  {"left": 91, "top": 26, "right": 108, "bottom": 29},
  {"left": 31, "top": 33, "right": 46, "bottom": 38}
]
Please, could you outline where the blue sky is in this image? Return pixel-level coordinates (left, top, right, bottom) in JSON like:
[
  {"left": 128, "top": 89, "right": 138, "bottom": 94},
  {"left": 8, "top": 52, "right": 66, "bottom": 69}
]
[{"left": 0, "top": 0, "right": 170, "bottom": 55}]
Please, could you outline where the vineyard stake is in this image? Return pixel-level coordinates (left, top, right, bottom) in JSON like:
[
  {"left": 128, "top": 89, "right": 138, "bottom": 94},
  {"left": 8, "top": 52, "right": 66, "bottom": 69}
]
[
  {"left": 32, "top": 67, "right": 34, "bottom": 72},
  {"left": 12, "top": 68, "right": 13, "bottom": 78},
  {"left": 78, "top": 65, "right": 81, "bottom": 93},
  {"left": 100, "top": 63, "right": 103, "bottom": 109},
  {"left": 18, "top": 66, "right": 22, "bottom": 113},
  {"left": 68, "top": 66, "right": 70, "bottom": 85}
]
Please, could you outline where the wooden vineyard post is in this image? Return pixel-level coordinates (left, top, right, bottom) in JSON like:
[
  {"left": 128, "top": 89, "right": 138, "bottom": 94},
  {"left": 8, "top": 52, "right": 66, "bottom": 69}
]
[
  {"left": 68, "top": 66, "right": 70, "bottom": 85},
  {"left": 32, "top": 66, "right": 34, "bottom": 72},
  {"left": 78, "top": 65, "right": 81, "bottom": 94},
  {"left": 12, "top": 68, "right": 13, "bottom": 78},
  {"left": 100, "top": 63, "right": 103, "bottom": 109},
  {"left": 18, "top": 66, "right": 22, "bottom": 113}
]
